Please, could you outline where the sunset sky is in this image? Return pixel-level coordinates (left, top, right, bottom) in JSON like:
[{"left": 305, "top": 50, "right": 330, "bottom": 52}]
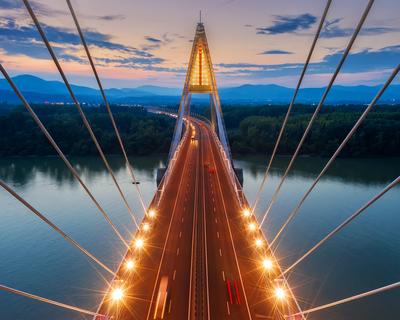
[{"left": 0, "top": 0, "right": 399, "bottom": 88}]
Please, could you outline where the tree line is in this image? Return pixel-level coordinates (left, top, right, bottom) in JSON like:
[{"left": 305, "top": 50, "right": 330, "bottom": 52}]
[
  {"left": 0, "top": 105, "right": 175, "bottom": 156},
  {"left": 1, "top": 103, "right": 399, "bottom": 158},
  {"left": 221, "top": 104, "right": 400, "bottom": 157}
]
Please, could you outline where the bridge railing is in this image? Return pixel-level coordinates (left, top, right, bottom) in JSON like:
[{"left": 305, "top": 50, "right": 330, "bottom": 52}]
[
  {"left": 154, "top": 117, "right": 190, "bottom": 206},
  {"left": 209, "top": 129, "right": 245, "bottom": 206}
]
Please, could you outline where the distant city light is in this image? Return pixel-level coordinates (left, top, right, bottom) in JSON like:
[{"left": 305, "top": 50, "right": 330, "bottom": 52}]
[{"left": 111, "top": 288, "right": 124, "bottom": 301}]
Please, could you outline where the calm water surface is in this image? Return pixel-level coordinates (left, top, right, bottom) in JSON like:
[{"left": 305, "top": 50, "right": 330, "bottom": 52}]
[{"left": 0, "top": 155, "right": 399, "bottom": 320}]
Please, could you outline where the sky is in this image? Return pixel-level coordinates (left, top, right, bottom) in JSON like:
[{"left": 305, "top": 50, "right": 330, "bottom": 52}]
[{"left": 0, "top": 0, "right": 399, "bottom": 89}]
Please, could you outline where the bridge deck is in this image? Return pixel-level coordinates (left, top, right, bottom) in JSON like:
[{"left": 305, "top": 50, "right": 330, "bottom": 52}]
[{"left": 97, "top": 119, "right": 294, "bottom": 319}]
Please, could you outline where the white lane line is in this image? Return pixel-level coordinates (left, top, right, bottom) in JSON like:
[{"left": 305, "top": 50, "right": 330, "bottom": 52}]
[
  {"left": 215, "top": 218, "right": 218, "bottom": 223},
  {"left": 176, "top": 248, "right": 180, "bottom": 256},
  {"left": 226, "top": 301, "right": 231, "bottom": 315},
  {"left": 181, "top": 217, "right": 184, "bottom": 223},
  {"left": 222, "top": 270, "right": 225, "bottom": 281},
  {"left": 219, "top": 248, "right": 222, "bottom": 257},
  {"left": 168, "top": 299, "right": 172, "bottom": 314},
  {"left": 206, "top": 128, "right": 253, "bottom": 320},
  {"left": 144, "top": 136, "right": 193, "bottom": 320},
  {"left": 173, "top": 270, "right": 176, "bottom": 281},
  {"left": 217, "top": 231, "right": 219, "bottom": 238},
  {"left": 213, "top": 207, "right": 216, "bottom": 212},
  {"left": 179, "top": 231, "right": 182, "bottom": 238},
  {"left": 212, "top": 197, "right": 215, "bottom": 203}
]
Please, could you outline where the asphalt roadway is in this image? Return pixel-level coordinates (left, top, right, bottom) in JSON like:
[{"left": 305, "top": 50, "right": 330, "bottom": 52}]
[{"left": 97, "top": 118, "right": 291, "bottom": 320}]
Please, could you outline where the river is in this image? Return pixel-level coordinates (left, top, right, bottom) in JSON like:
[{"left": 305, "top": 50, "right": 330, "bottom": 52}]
[{"left": 0, "top": 155, "right": 399, "bottom": 319}]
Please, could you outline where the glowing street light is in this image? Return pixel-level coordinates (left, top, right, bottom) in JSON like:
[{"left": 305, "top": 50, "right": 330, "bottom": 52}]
[
  {"left": 125, "top": 259, "right": 135, "bottom": 270},
  {"left": 242, "top": 208, "right": 251, "bottom": 218},
  {"left": 248, "top": 222, "right": 257, "bottom": 232},
  {"left": 274, "top": 287, "right": 286, "bottom": 300},
  {"left": 148, "top": 209, "right": 156, "bottom": 219},
  {"left": 255, "top": 238, "right": 263, "bottom": 247},
  {"left": 262, "top": 258, "right": 273, "bottom": 271},
  {"left": 111, "top": 288, "right": 124, "bottom": 302},
  {"left": 134, "top": 238, "right": 144, "bottom": 249},
  {"left": 142, "top": 222, "right": 150, "bottom": 232}
]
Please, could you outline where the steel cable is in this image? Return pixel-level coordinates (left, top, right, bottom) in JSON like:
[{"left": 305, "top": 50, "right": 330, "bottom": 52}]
[
  {"left": 259, "top": 0, "right": 375, "bottom": 228},
  {"left": 23, "top": 0, "right": 139, "bottom": 229}
]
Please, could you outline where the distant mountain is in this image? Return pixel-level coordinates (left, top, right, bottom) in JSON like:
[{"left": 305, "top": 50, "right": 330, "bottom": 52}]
[{"left": 1, "top": 74, "right": 399, "bottom": 105}]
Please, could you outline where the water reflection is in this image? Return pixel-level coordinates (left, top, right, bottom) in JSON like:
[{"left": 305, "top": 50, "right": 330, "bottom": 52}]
[
  {"left": 235, "top": 155, "right": 399, "bottom": 187},
  {"left": 0, "top": 155, "right": 167, "bottom": 187},
  {"left": 0, "top": 155, "right": 399, "bottom": 320}
]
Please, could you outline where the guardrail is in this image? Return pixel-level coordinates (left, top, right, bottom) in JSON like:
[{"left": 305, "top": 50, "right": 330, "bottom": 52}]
[{"left": 154, "top": 117, "right": 190, "bottom": 207}]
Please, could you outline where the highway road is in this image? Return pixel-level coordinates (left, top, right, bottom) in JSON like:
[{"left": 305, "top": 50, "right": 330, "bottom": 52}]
[{"left": 97, "top": 118, "right": 291, "bottom": 320}]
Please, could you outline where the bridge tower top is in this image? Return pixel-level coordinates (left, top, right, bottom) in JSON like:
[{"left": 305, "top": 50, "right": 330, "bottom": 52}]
[{"left": 168, "top": 18, "right": 232, "bottom": 161}]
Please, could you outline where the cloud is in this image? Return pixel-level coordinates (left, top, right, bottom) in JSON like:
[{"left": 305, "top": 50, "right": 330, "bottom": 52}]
[
  {"left": 0, "top": 0, "right": 67, "bottom": 16},
  {"left": 257, "top": 13, "right": 316, "bottom": 35},
  {"left": 321, "top": 18, "right": 399, "bottom": 38},
  {"left": 0, "top": 17, "right": 165, "bottom": 68},
  {"left": 145, "top": 36, "right": 162, "bottom": 43},
  {"left": 142, "top": 33, "right": 177, "bottom": 51},
  {"left": 260, "top": 50, "right": 293, "bottom": 55},
  {"left": 217, "top": 45, "right": 400, "bottom": 80},
  {"left": 98, "top": 14, "right": 125, "bottom": 21},
  {"left": 0, "top": 0, "right": 21, "bottom": 9}
]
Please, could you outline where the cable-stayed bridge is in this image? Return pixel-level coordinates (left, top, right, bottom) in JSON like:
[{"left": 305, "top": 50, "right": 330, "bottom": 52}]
[{"left": 0, "top": 0, "right": 399, "bottom": 319}]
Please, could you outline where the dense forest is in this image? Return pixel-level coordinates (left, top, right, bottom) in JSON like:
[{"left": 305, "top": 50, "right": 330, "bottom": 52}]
[
  {"left": 0, "top": 105, "right": 174, "bottom": 156},
  {"left": 1, "top": 103, "right": 399, "bottom": 157},
  {"left": 220, "top": 104, "right": 400, "bottom": 157}
]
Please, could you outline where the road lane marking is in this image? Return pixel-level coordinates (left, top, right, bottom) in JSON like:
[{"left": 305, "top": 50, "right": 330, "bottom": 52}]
[
  {"left": 145, "top": 135, "right": 193, "bottom": 320},
  {"left": 179, "top": 231, "right": 182, "bottom": 238},
  {"left": 206, "top": 127, "right": 253, "bottom": 320},
  {"left": 215, "top": 218, "right": 218, "bottom": 223},
  {"left": 181, "top": 217, "right": 184, "bottom": 223},
  {"left": 213, "top": 206, "right": 216, "bottom": 212},
  {"left": 219, "top": 248, "right": 222, "bottom": 257},
  {"left": 222, "top": 270, "right": 225, "bottom": 281},
  {"left": 217, "top": 231, "right": 219, "bottom": 238},
  {"left": 226, "top": 301, "right": 231, "bottom": 315},
  {"left": 173, "top": 270, "right": 176, "bottom": 280},
  {"left": 176, "top": 248, "right": 180, "bottom": 256},
  {"left": 168, "top": 299, "right": 172, "bottom": 314}
]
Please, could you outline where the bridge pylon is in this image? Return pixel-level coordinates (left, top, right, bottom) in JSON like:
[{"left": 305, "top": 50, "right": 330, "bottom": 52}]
[{"left": 168, "top": 20, "right": 231, "bottom": 161}]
